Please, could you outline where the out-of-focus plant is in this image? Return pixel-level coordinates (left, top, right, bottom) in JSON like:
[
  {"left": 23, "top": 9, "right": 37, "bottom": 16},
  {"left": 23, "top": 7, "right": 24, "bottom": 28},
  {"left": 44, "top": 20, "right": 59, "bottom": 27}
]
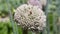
[
  {"left": 0, "top": 0, "right": 27, "bottom": 17},
  {"left": 0, "top": 22, "right": 23, "bottom": 34}
]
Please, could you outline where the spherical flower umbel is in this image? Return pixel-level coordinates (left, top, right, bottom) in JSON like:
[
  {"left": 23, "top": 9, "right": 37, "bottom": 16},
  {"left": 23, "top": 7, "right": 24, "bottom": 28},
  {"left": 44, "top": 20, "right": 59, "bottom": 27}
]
[{"left": 14, "top": 4, "right": 46, "bottom": 32}]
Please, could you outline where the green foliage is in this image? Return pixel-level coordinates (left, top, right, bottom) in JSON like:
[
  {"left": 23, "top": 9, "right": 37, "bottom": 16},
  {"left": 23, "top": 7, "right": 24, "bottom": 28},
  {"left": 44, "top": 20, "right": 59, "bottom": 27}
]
[
  {"left": 0, "top": 0, "right": 27, "bottom": 17},
  {"left": 0, "top": 22, "right": 23, "bottom": 34},
  {"left": 0, "top": 0, "right": 59, "bottom": 34},
  {"left": 0, "top": 22, "right": 7, "bottom": 34}
]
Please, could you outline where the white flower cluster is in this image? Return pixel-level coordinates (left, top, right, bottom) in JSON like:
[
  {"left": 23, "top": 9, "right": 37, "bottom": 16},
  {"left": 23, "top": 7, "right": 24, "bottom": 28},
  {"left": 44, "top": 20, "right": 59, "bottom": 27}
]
[{"left": 14, "top": 4, "right": 46, "bottom": 32}]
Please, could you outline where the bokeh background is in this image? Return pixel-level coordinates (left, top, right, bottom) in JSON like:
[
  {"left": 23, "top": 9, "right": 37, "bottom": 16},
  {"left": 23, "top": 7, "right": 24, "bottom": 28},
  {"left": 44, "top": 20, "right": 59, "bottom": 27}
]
[{"left": 0, "top": 0, "right": 60, "bottom": 34}]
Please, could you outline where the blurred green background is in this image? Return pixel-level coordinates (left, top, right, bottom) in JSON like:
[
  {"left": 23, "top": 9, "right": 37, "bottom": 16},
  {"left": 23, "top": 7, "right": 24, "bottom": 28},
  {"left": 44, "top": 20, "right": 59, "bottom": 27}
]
[{"left": 0, "top": 0, "right": 59, "bottom": 34}]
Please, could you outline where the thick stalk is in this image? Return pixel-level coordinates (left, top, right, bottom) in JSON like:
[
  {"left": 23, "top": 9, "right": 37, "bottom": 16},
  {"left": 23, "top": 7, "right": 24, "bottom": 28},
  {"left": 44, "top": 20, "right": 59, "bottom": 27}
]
[
  {"left": 23, "top": 29, "right": 28, "bottom": 34},
  {"left": 32, "top": 32, "right": 39, "bottom": 34}
]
